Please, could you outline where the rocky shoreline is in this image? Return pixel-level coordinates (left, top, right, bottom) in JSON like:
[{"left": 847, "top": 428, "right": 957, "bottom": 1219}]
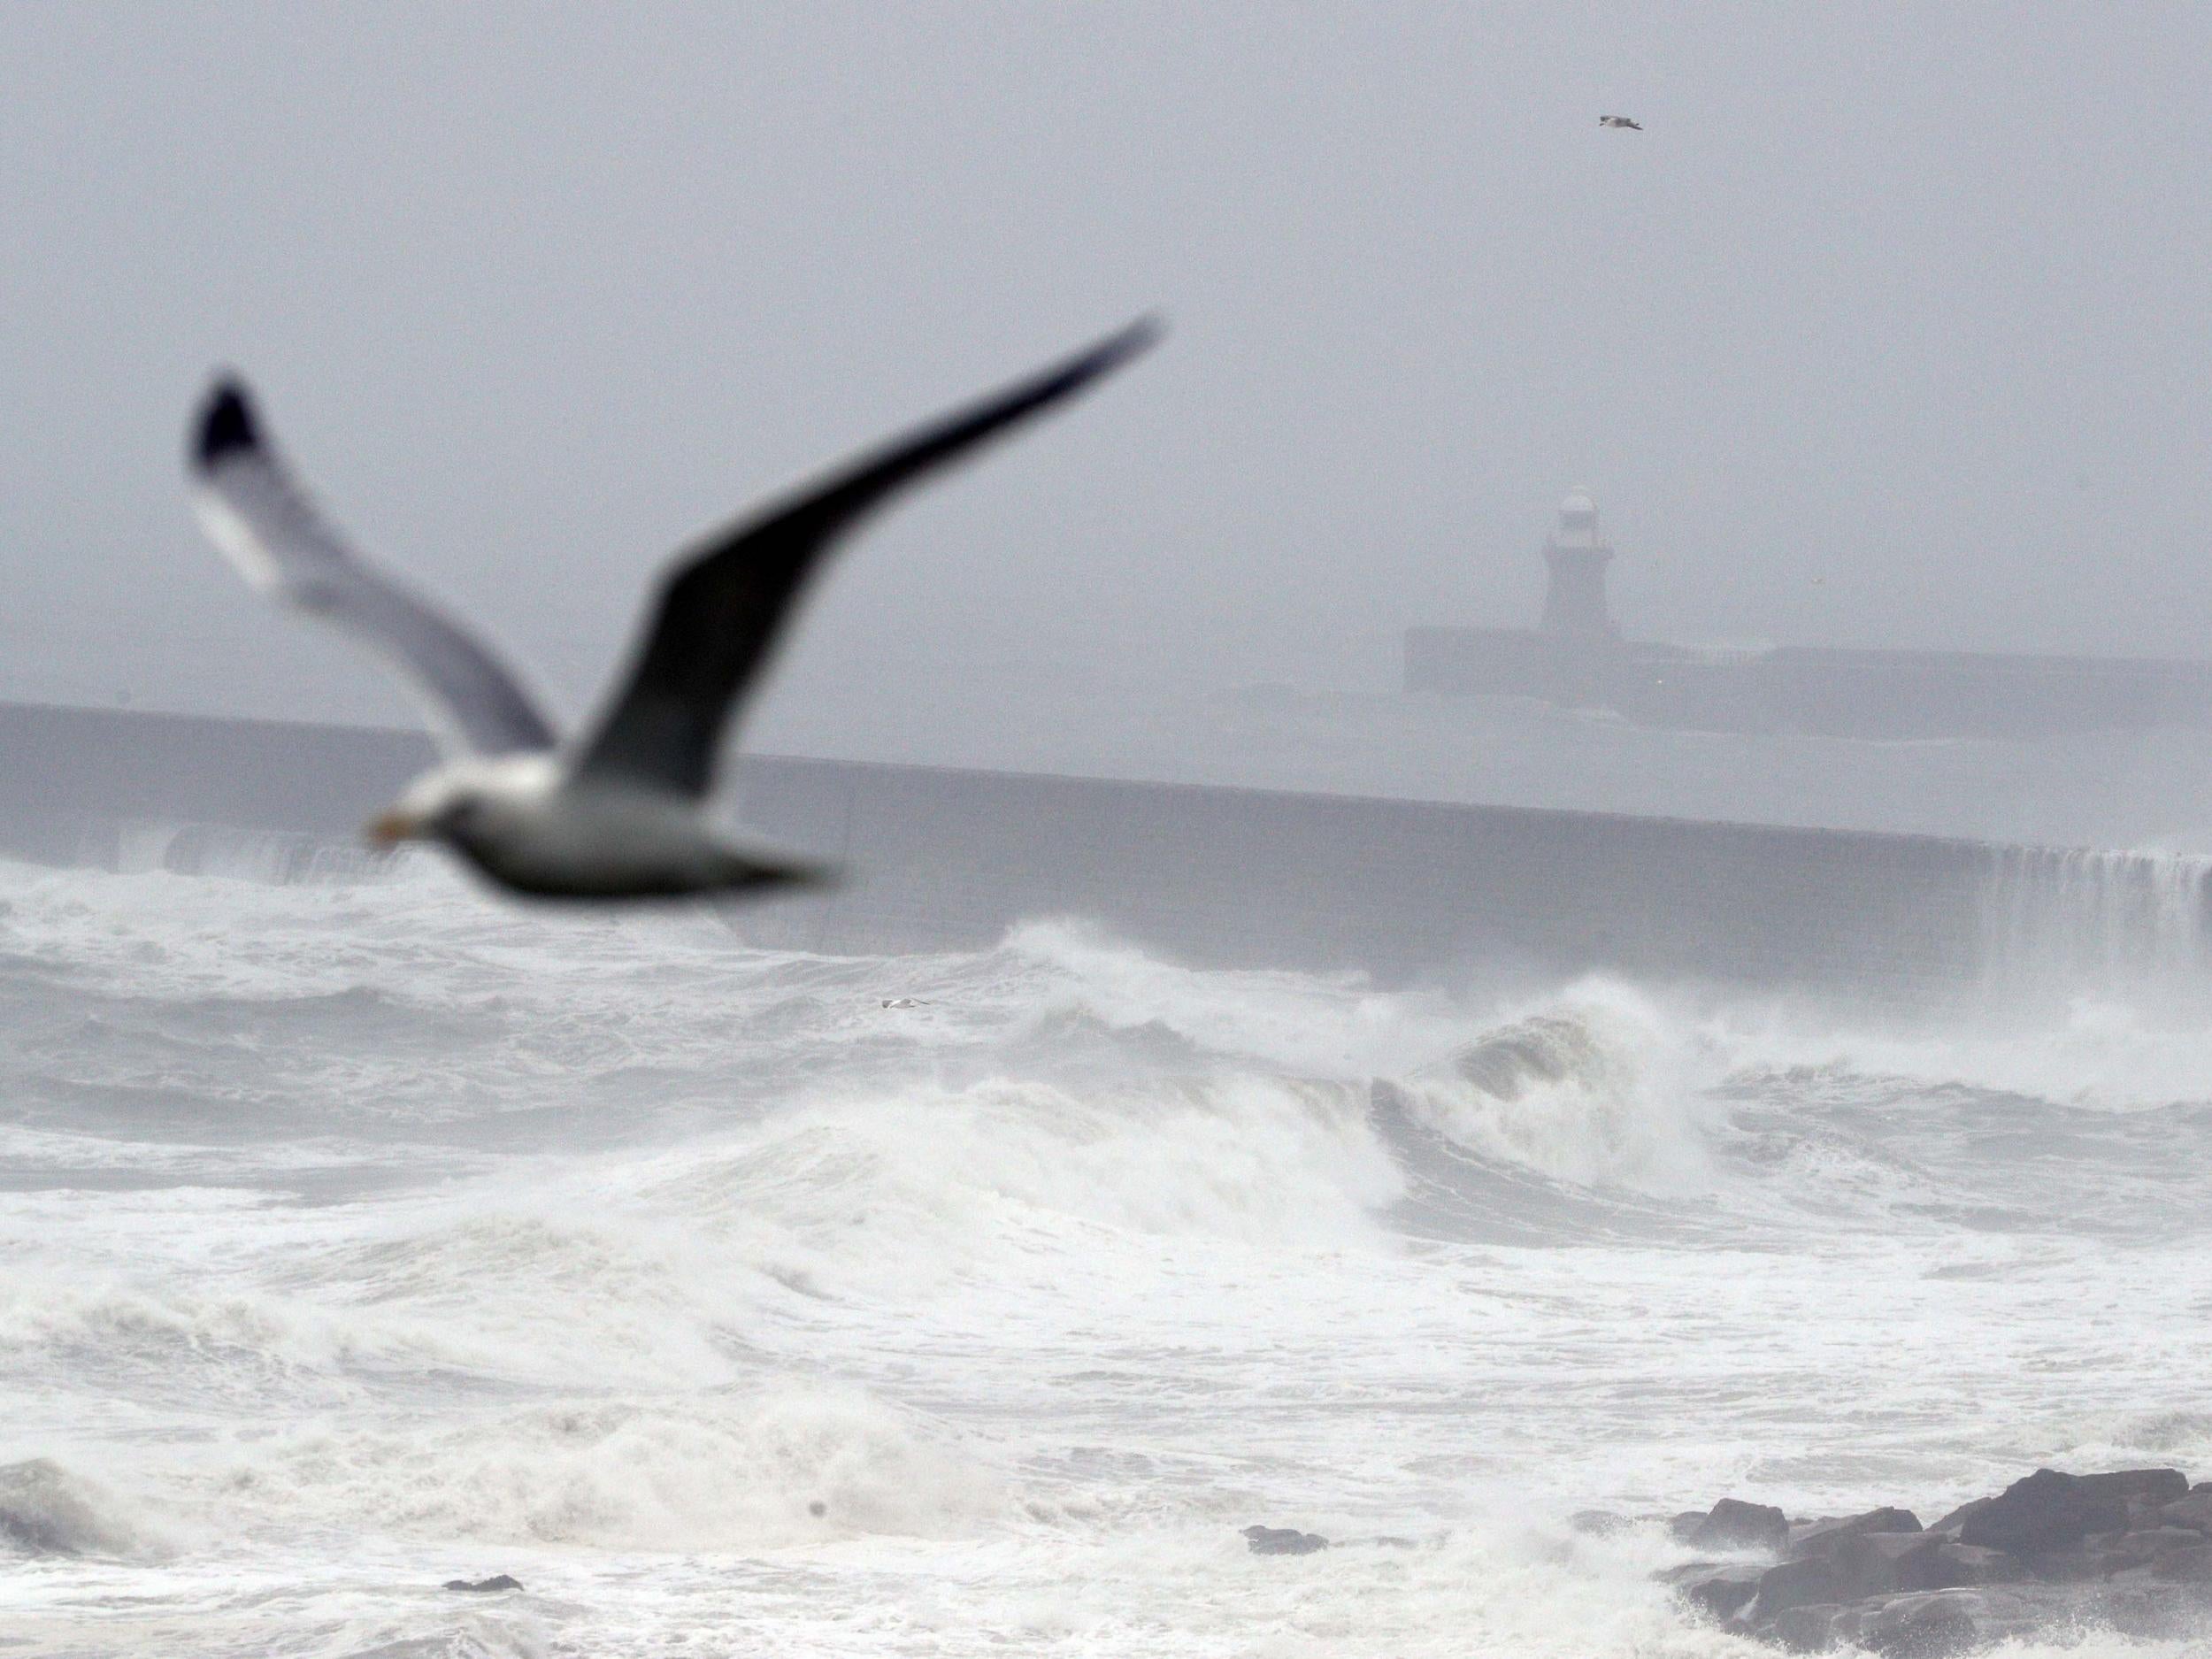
[{"left": 1619, "top": 1466, "right": 2212, "bottom": 1654}]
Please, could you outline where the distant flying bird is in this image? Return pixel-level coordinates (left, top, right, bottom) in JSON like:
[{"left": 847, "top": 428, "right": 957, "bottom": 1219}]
[
  {"left": 1599, "top": 115, "right": 1643, "bottom": 130},
  {"left": 187, "top": 319, "right": 1160, "bottom": 900}
]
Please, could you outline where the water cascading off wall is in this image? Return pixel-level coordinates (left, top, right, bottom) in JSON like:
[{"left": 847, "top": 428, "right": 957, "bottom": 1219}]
[
  {"left": 1978, "top": 844, "right": 2212, "bottom": 993},
  {"left": 69, "top": 817, "right": 399, "bottom": 887}
]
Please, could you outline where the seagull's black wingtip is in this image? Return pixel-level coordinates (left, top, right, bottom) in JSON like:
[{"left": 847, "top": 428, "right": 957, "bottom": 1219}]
[
  {"left": 191, "top": 376, "right": 261, "bottom": 471},
  {"left": 1097, "top": 312, "right": 1167, "bottom": 368},
  {"left": 1046, "top": 313, "right": 1166, "bottom": 399}
]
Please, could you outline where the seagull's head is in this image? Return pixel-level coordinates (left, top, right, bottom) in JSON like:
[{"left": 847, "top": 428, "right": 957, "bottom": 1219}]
[
  {"left": 366, "top": 772, "right": 486, "bottom": 850},
  {"left": 366, "top": 757, "right": 557, "bottom": 853}
]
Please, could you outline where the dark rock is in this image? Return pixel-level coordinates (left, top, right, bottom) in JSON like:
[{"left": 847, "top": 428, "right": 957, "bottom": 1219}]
[
  {"left": 1958, "top": 1467, "right": 2185, "bottom": 1556},
  {"left": 2161, "top": 1487, "right": 2212, "bottom": 1532},
  {"left": 1762, "top": 1601, "right": 1846, "bottom": 1652},
  {"left": 1667, "top": 1509, "right": 1709, "bottom": 1541},
  {"left": 1855, "top": 1590, "right": 1981, "bottom": 1657},
  {"left": 442, "top": 1575, "right": 523, "bottom": 1593},
  {"left": 1928, "top": 1496, "right": 1988, "bottom": 1537},
  {"left": 2124, "top": 1494, "right": 2183, "bottom": 1530},
  {"left": 1955, "top": 1469, "right": 2089, "bottom": 1553},
  {"left": 1914, "top": 1540, "right": 2020, "bottom": 1587},
  {"left": 1242, "top": 1525, "right": 1327, "bottom": 1556},
  {"left": 2049, "top": 1522, "right": 2202, "bottom": 1582},
  {"left": 1961, "top": 1583, "right": 2115, "bottom": 1644},
  {"left": 1660, "top": 1471, "right": 2209, "bottom": 1653},
  {"left": 2022, "top": 1543, "right": 2109, "bottom": 1582},
  {"left": 1751, "top": 1555, "right": 1848, "bottom": 1619},
  {"left": 1994, "top": 1578, "right": 2208, "bottom": 1641},
  {"left": 1663, "top": 1561, "right": 1765, "bottom": 1619},
  {"left": 2150, "top": 1543, "right": 2212, "bottom": 1582},
  {"left": 2088, "top": 1468, "right": 2190, "bottom": 1505},
  {"left": 1790, "top": 1507, "right": 1922, "bottom": 1558},
  {"left": 1832, "top": 1532, "right": 1952, "bottom": 1598},
  {"left": 2098, "top": 1526, "right": 2205, "bottom": 1573},
  {"left": 1690, "top": 1570, "right": 1766, "bottom": 1621},
  {"left": 2092, "top": 1469, "right": 2193, "bottom": 1533},
  {"left": 1802, "top": 1532, "right": 2017, "bottom": 1601},
  {"left": 1685, "top": 1497, "right": 1790, "bottom": 1554}
]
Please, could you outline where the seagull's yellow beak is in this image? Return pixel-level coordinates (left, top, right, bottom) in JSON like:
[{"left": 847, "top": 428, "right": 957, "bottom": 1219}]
[{"left": 365, "top": 809, "right": 419, "bottom": 848}]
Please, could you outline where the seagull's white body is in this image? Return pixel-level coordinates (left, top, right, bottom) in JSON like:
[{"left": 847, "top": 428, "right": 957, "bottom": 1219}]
[
  {"left": 186, "top": 321, "right": 1158, "bottom": 901},
  {"left": 382, "top": 757, "right": 791, "bottom": 899}
]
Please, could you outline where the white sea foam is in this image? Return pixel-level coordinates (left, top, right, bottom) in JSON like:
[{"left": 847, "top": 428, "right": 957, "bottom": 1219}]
[
  {"left": 184, "top": 1384, "right": 1003, "bottom": 1551},
  {"left": 4, "top": 857, "right": 2209, "bottom": 1655}
]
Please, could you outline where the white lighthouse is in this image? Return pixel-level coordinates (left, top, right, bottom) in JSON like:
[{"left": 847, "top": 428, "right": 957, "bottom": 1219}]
[{"left": 1538, "top": 487, "right": 1617, "bottom": 640}]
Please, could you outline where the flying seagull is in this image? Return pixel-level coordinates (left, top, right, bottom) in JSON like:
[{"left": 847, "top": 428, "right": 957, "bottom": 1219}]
[
  {"left": 1599, "top": 115, "right": 1643, "bottom": 130},
  {"left": 187, "top": 319, "right": 1159, "bottom": 900}
]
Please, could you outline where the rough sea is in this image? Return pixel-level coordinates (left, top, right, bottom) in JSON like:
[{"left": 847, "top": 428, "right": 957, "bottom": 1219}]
[{"left": 4, "top": 854, "right": 2209, "bottom": 1657}]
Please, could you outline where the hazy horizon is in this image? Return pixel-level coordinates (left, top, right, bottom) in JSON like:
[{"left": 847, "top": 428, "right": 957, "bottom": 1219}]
[{"left": 4, "top": 4, "right": 2210, "bottom": 766}]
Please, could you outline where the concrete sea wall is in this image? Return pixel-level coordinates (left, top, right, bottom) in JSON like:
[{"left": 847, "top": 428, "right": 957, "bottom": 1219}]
[{"left": 0, "top": 700, "right": 2201, "bottom": 998}]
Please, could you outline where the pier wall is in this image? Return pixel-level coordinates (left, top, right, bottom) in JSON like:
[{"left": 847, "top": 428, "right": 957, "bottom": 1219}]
[{"left": 0, "top": 701, "right": 2196, "bottom": 998}]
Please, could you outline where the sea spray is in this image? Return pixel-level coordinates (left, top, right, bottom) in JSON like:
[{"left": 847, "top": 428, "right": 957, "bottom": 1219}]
[
  {"left": 1377, "top": 989, "right": 1716, "bottom": 1194},
  {"left": 5, "top": 856, "right": 2211, "bottom": 1655},
  {"left": 1978, "top": 844, "right": 2212, "bottom": 994}
]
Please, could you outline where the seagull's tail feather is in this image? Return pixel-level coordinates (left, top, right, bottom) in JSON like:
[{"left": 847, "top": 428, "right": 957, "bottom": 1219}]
[{"left": 717, "top": 849, "right": 841, "bottom": 896}]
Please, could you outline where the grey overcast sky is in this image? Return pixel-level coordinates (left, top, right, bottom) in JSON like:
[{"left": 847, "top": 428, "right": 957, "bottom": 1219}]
[{"left": 3, "top": 3, "right": 2209, "bottom": 749}]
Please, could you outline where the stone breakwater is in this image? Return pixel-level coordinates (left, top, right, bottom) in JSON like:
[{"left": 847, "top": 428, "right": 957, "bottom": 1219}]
[
  {"left": 1623, "top": 1467, "right": 2212, "bottom": 1654},
  {"left": 10, "top": 698, "right": 2209, "bottom": 1002}
]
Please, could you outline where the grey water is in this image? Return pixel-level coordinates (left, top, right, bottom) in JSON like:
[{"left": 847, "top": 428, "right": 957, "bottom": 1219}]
[{"left": 4, "top": 853, "right": 2209, "bottom": 1657}]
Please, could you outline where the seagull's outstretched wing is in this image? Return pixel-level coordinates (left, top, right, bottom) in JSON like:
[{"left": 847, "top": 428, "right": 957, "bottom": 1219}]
[
  {"left": 573, "top": 317, "right": 1161, "bottom": 797},
  {"left": 188, "top": 380, "right": 558, "bottom": 758}
]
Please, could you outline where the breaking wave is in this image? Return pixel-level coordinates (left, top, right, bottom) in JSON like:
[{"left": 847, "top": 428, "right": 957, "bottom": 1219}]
[
  {"left": 5, "top": 859, "right": 2212, "bottom": 1655},
  {"left": 0, "top": 1459, "right": 148, "bottom": 1559}
]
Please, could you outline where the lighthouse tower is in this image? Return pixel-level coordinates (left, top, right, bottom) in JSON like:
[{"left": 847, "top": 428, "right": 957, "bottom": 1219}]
[{"left": 1538, "top": 488, "right": 1617, "bottom": 640}]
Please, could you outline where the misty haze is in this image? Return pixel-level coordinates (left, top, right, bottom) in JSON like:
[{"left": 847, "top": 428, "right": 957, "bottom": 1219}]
[{"left": 4, "top": 6, "right": 2212, "bottom": 1658}]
